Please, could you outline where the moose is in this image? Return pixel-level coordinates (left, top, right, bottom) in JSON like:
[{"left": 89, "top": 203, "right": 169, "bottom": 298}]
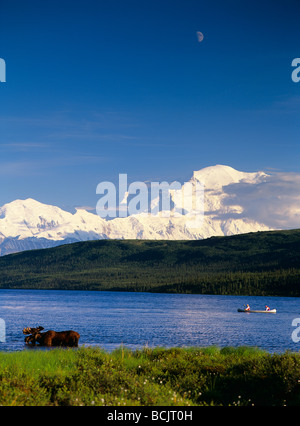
[{"left": 23, "top": 326, "right": 80, "bottom": 347}]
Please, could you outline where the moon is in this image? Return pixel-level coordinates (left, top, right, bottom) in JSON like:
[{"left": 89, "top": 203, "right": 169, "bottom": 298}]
[{"left": 197, "top": 31, "right": 204, "bottom": 42}]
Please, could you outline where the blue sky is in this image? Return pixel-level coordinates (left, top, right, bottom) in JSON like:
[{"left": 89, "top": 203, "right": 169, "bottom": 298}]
[{"left": 0, "top": 0, "right": 300, "bottom": 209}]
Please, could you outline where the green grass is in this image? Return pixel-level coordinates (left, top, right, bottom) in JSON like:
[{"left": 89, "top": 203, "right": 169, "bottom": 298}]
[{"left": 0, "top": 346, "right": 299, "bottom": 406}]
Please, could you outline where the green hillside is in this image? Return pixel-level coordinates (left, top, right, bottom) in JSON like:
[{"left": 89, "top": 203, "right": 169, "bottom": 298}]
[{"left": 0, "top": 229, "right": 299, "bottom": 296}]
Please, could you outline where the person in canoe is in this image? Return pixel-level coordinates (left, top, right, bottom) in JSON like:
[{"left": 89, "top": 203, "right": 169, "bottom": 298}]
[
  {"left": 245, "top": 304, "right": 250, "bottom": 311},
  {"left": 265, "top": 305, "right": 270, "bottom": 311}
]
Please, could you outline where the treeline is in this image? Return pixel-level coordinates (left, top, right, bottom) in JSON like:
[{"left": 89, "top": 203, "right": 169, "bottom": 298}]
[{"left": 0, "top": 229, "right": 299, "bottom": 296}]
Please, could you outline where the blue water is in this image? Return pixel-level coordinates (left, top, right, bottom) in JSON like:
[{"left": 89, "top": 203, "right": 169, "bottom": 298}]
[{"left": 0, "top": 290, "right": 299, "bottom": 353}]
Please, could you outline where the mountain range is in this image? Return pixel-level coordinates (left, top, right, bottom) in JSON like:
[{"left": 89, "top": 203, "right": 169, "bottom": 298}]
[{"left": 0, "top": 165, "right": 275, "bottom": 255}]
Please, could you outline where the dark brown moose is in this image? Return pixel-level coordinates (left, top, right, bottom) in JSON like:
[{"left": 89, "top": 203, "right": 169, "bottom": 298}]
[{"left": 23, "top": 326, "right": 80, "bottom": 347}]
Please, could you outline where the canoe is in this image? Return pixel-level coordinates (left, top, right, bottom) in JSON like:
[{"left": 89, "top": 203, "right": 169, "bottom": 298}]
[{"left": 237, "top": 308, "right": 276, "bottom": 313}]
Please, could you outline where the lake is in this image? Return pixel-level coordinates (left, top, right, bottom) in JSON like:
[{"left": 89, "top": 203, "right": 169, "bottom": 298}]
[{"left": 0, "top": 289, "right": 299, "bottom": 353}]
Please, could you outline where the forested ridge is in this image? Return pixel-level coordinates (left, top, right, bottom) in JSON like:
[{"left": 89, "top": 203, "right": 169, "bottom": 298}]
[{"left": 0, "top": 229, "right": 299, "bottom": 296}]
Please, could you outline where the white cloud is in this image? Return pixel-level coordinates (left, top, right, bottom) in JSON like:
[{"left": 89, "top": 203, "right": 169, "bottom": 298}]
[{"left": 222, "top": 172, "right": 300, "bottom": 229}]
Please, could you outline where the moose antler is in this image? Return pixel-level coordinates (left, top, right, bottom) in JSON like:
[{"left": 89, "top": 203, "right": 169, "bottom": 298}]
[{"left": 23, "top": 326, "right": 44, "bottom": 335}]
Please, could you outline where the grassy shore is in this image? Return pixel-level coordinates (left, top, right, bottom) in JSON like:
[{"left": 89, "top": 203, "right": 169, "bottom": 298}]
[{"left": 0, "top": 346, "right": 299, "bottom": 406}]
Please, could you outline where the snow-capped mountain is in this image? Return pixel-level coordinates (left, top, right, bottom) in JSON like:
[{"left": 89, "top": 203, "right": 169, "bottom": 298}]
[{"left": 0, "top": 165, "right": 274, "bottom": 255}]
